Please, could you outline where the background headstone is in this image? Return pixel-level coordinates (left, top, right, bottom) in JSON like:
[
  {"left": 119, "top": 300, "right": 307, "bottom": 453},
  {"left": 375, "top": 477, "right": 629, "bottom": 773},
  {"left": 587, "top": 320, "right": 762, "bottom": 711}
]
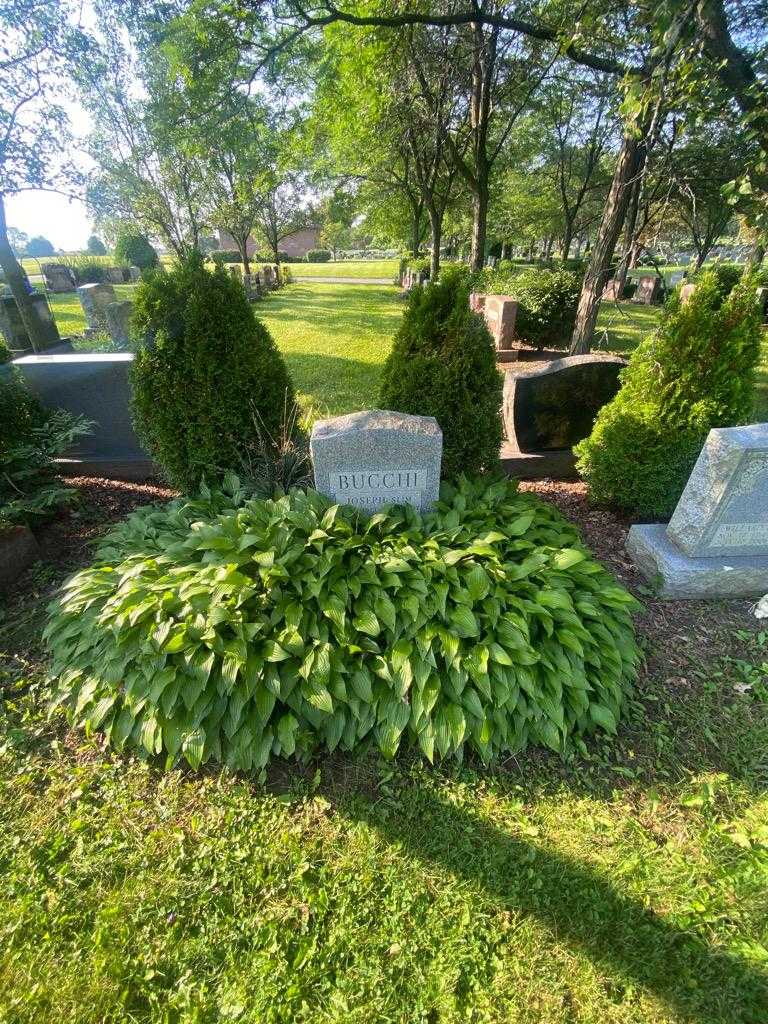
[
  {"left": 503, "top": 353, "right": 626, "bottom": 452},
  {"left": 0, "top": 294, "right": 61, "bottom": 353},
  {"left": 42, "top": 263, "right": 76, "bottom": 293},
  {"left": 104, "top": 266, "right": 129, "bottom": 284},
  {"left": 679, "top": 282, "right": 697, "bottom": 305},
  {"left": 77, "top": 282, "right": 116, "bottom": 334},
  {"left": 634, "top": 275, "right": 662, "bottom": 304},
  {"left": 311, "top": 409, "right": 442, "bottom": 512},
  {"left": 128, "top": 266, "right": 141, "bottom": 283},
  {"left": 483, "top": 295, "right": 518, "bottom": 360},
  {"left": 602, "top": 278, "right": 622, "bottom": 301},
  {"left": 104, "top": 300, "right": 134, "bottom": 350},
  {"left": 626, "top": 423, "right": 768, "bottom": 598}
]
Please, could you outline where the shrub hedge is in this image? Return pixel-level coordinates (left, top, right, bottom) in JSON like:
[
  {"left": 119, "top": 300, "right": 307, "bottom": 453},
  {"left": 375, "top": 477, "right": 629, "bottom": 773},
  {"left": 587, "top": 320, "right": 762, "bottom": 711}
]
[
  {"left": 575, "top": 270, "right": 763, "bottom": 519},
  {"left": 130, "top": 254, "right": 296, "bottom": 492},
  {"left": 380, "top": 268, "right": 503, "bottom": 478},
  {"left": 473, "top": 267, "right": 581, "bottom": 348},
  {"left": 47, "top": 476, "right": 639, "bottom": 772},
  {"left": 114, "top": 232, "right": 158, "bottom": 270},
  {"left": 306, "top": 249, "right": 332, "bottom": 262}
]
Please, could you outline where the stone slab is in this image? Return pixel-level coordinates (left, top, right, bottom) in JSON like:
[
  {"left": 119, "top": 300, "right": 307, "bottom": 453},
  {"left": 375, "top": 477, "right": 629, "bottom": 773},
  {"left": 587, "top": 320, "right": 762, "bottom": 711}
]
[
  {"left": 499, "top": 443, "right": 577, "bottom": 480},
  {"left": 9, "top": 352, "right": 147, "bottom": 462},
  {"left": 626, "top": 523, "right": 768, "bottom": 600},
  {"left": 311, "top": 409, "right": 442, "bottom": 512},
  {"left": 634, "top": 275, "right": 662, "bottom": 304},
  {"left": 503, "top": 353, "right": 626, "bottom": 453},
  {"left": 0, "top": 294, "right": 61, "bottom": 353},
  {"left": 667, "top": 424, "right": 768, "bottom": 557},
  {"left": 77, "top": 282, "right": 116, "bottom": 332},
  {"left": 104, "top": 300, "right": 134, "bottom": 349}
]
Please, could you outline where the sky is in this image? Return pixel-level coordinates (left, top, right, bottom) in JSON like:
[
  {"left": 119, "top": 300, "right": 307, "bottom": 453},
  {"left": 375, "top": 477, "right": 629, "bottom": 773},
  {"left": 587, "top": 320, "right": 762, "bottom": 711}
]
[{"left": 6, "top": 191, "right": 94, "bottom": 252}]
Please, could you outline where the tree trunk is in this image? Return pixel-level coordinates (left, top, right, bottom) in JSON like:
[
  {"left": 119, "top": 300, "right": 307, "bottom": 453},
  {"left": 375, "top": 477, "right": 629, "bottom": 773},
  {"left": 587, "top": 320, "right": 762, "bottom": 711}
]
[
  {"left": 427, "top": 206, "right": 442, "bottom": 280},
  {"left": 570, "top": 132, "right": 646, "bottom": 355},
  {"left": 235, "top": 234, "right": 250, "bottom": 276},
  {"left": 469, "top": 173, "right": 488, "bottom": 272},
  {"left": 612, "top": 174, "right": 643, "bottom": 296},
  {"left": 0, "top": 193, "right": 52, "bottom": 354},
  {"left": 409, "top": 199, "right": 423, "bottom": 258},
  {"left": 561, "top": 223, "right": 574, "bottom": 261},
  {"left": 748, "top": 240, "right": 766, "bottom": 267}
]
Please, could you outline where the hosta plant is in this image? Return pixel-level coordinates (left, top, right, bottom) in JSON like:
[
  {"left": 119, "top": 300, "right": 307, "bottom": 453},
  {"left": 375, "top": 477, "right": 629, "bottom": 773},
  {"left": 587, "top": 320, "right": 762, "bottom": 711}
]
[{"left": 47, "top": 476, "right": 640, "bottom": 772}]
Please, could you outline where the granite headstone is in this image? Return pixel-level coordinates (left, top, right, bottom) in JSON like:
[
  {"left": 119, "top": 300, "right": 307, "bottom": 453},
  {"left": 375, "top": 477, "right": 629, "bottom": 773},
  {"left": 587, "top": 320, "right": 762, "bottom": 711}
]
[
  {"left": 483, "top": 295, "right": 518, "bottom": 361},
  {"left": 104, "top": 300, "right": 134, "bottom": 350},
  {"left": 42, "top": 263, "right": 76, "bottom": 293},
  {"left": 626, "top": 423, "right": 768, "bottom": 599},
  {"left": 0, "top": 294, "right": 61, "bottom": 353},
  {"left": 104, "top": 266, "right": 129, "bottom": 285},
  {"left": 78, "top": 282, "right": 117, "bottom": 334},
  {"left": 311, "top": 409, "right": 442, "bottom": 512},
  {"left": 602, "top": 278, "right": 622, "bottom": 301},
  {"left": 634, "top": 275, "right": 662, "bottom": 304},
  {"left": 503, "top": 353, "right": 626, "bottom": 453}
]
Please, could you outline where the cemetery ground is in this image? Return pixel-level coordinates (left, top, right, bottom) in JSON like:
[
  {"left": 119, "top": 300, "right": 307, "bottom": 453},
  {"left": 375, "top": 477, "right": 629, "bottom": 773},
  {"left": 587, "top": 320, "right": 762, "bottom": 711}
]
[
  {"left": 0, "top": 281, "right": 766, "bottom": 1023},
  {"left": 1, "top": 472, "right": 767, "bottom": 1023},
  {"left": 45, "top": 280, "right": 768, "bottom": 421}
]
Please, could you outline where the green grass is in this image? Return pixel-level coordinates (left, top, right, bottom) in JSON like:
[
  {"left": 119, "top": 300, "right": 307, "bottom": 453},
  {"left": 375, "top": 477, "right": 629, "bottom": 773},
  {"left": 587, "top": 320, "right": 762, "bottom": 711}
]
[
  {"left": 47, "top": 285, "right": 137, "bottom": 339},
  {"left": 1, "top": 571, "right": 767, "bottom": 1023},
  {"left": 255, "top": 282, "right": 401, "bottom": 417},
  {"left": 292, "top": 259, "right": 399, "bottom": 279}
]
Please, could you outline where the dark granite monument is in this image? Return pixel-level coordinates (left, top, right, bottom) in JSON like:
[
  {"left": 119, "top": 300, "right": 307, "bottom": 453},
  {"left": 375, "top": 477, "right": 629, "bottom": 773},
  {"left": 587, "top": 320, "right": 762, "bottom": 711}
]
[
  {"left": 0, "top": 294, "right": 61, "bottom": 354},
  {"left": 503, "top": 353, "right": 626, "bottom": 453}
]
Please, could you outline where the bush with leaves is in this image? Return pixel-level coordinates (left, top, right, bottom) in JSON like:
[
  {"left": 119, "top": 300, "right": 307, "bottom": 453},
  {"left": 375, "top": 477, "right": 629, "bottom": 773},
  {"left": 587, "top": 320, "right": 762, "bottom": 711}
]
[
  {"left": 306, "top": 249, "right": 332, "bottom": 262},
  {"left": 47, "top": 475, "right": 639, "bottom": 772},
  {"left": 575, "top": 271, "right": 763, "bottom": 519},
  {"left": 484, "top": 268, "right": 581, "bottom": 349},
  {"left": 114, "top": 232, "right": 158, "bottom": 270},
  {"left": 691, "top": 261, "right": 743, "bottom": 301},
  {"left": 209, "top": 249, "right": 242, "bottom": 265},
  {"left": 380, "top": 269, "right": 503, "bottom": 478},
  {"left": 0, "top": 373, "right": 92, "bottom": 529},
  {"left": 130, "top": 254, "right": 297, "bottom": 492}
]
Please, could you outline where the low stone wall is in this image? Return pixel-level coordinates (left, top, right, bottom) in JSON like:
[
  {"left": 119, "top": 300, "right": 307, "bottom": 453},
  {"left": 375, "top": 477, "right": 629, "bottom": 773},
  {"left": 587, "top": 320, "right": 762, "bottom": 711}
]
[{"left": 9, "top": 352, "right": 155, "bottom": 481}]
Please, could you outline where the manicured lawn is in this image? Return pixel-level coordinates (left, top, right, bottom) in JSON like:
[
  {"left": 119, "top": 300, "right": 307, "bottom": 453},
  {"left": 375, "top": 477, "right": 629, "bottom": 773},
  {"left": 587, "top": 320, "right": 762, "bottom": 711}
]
[
  {"left": 293, "top": 259, "right": 399, "bottom": 279},
  {"left": 252, "top": 282, "right": 402, "bottom": 417},
  {"left": 1, "top": 544, "right": 767, "bottom": 1023}
]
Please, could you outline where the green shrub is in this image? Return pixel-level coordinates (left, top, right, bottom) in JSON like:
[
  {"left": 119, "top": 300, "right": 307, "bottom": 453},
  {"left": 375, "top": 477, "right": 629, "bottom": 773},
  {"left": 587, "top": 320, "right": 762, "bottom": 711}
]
[
  {"left": 47, "top": 476, "right": 639, "bottom": 772},
  {"left": 692, "top": 261, "right": 743, "bottom": 301},
  {"left": 130, "top": 254, "right": 297, "bottom": 492},
  {"left": 379, "top": 268, "right": 503, "bottom": 478},
  {"left": 58, "top": 254, "right": 110, "bottom": 284},
  {"left": 0, "top": 372, "right": 48, "bottom": 452},
  {"left": 0, "top": 373, "right": 92, "bottom": 529},
  {"left": 470, "top": 267, "right": 580, "bottom": 348},
  {"left": 575, "top": 271, "right": 763, "bottom": 519},
  {"left": 306, "top": 249, "right": 332, "bottom": 262},
  {"left": 209, "top": 249, "right": 242, "bottom": 265},
  {"left": 86, "top": 235, "right": 107, "bottom": 256},
  {"left": 114, "top": 232, "right": 158, "bottom": 270}
]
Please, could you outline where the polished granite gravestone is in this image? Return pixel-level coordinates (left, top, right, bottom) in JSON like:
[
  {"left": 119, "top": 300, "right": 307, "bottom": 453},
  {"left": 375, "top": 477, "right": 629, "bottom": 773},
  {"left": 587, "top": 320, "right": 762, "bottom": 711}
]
[
  {"left": 634, "top": 275, "right": 662, "bottom": 304},
  {"left": 626, "top": 423, "right": 768, "bottom": 599},
  {"left": 311, "top": 409, "right": 442, "bottom": 512},
  {"left": 502, "top": 353, "right": 626, "bottom": 453},
  {"left": 0, "top": 294, "right": 61, "bottom": 353},
  {"left": 9, "top": 352, "right": 152, "bottom": 480}
]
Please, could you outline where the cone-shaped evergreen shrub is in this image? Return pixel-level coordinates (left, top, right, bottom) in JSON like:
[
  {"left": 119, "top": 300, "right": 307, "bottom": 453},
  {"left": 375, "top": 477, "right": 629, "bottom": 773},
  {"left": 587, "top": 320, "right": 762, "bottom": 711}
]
[
  {"left": 130, "top": 254, "right": 297, "bottom": 491},
  {"left": 575, "top": 271, "right": 763, "bottom": 519},
  {"left": 46, "top": 476, "right": 639, "bottom": 772},
  {"left": 379, "top": 269, "right": 503, "bottom": 478}
]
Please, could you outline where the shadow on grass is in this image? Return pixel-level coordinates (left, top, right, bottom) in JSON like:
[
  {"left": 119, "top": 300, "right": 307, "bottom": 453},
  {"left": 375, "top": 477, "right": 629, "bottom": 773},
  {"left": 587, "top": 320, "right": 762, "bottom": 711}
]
[{"left": 329, "top": 778, "right": 768, "bottom": 1023}]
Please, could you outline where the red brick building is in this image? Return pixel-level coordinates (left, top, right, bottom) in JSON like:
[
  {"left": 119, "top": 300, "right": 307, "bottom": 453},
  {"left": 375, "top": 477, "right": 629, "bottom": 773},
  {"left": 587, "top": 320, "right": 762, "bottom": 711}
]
[{"left": 217, "top": 227, "right": 321, "bottom": 259}]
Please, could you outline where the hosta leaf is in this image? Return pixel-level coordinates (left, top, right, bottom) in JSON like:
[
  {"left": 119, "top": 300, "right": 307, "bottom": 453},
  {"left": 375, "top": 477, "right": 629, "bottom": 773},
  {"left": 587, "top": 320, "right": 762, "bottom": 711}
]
[
  {"left": 302, "top": 680, "right": 333, "bottom": 714},
  {"left": 450, "top": 605, "right": 479, "bottom": 638},
  {"left": 182, "top": 727, "right": 206, "bottom": 769},
  {"left": 552, "top": 548, "right": 586, "bottom": 571},
  {"left": 352, "top": 609, "right": 380, "bottom": 636},
  {"left": 589, "top": 703, "right": 617, "bottom": 734}
]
